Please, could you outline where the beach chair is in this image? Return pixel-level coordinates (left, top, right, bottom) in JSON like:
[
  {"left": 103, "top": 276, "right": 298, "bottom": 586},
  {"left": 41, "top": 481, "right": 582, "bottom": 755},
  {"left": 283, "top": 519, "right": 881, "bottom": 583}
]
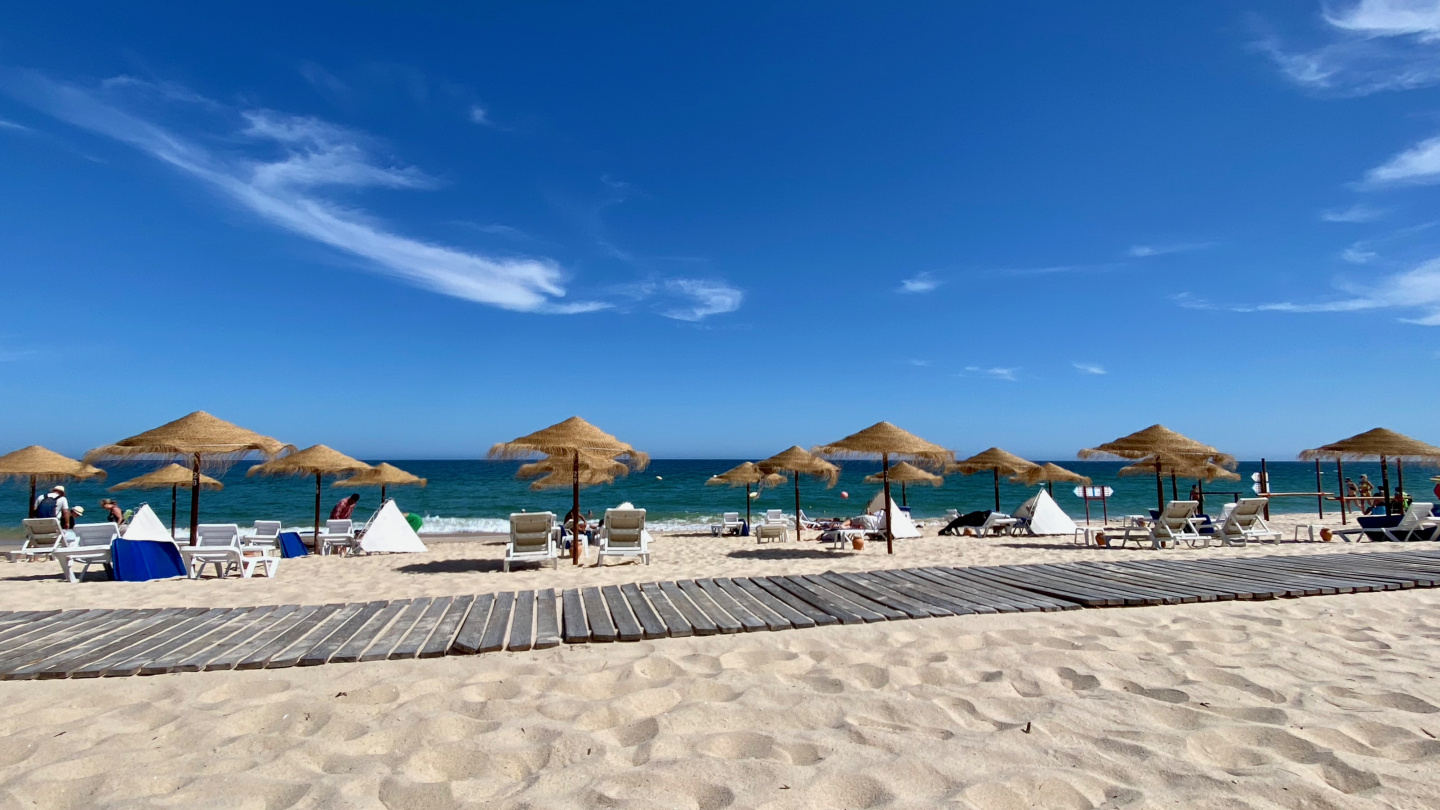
[
  {"left": 754, "top": 510, "right": 789, "bottom": 543},
  {"left": 506, "top": 512, "right": 560, "bottom": 571},
  {"left": 1148, "top": 500, "right": 1204, "bottom": 549},
  {"left": 1335, "top": 502, "right": 1439, "bottom": 543},
  {"left": 1212, "top": 498, "right": 1282, "bottom": 546},
  {"left": 181, "top": 524, "right": 280, "bottom": 579},
  {"left": 52, "top": 523, "right": 119, "bottom": 582},
  {"left": 250, "top": 520, "right": 282, "bottom": 551},
  {"left": 711, "top": 512, "right": 744, "bottom": 537},
  {"left": 977, "top": 512, "right": 1020, "bottom": 536},
  {"left": 598, "top": 508, "right": 651, "bottom": 566},
  {"left": 317, "top": 519, "right": 356, "bottom": 556},
  {"left": 11, "top": 518, "right": 67, "bottom": 562},
  {"left": 797, "top": 510, "right": 824, "bottom": 531}
]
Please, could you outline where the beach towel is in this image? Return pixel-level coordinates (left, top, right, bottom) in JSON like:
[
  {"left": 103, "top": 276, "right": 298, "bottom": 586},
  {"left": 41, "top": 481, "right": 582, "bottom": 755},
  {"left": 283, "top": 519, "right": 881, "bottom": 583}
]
[
  {"left": 110, "top": 539, "right": 185, "bottom": 581},
  {"left": 278, "top": 531, "right": 310, "bottom": 558}
]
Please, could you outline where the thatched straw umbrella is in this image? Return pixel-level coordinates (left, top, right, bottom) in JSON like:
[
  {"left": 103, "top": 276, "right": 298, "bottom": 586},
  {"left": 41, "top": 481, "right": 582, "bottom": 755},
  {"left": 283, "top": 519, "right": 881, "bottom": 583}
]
[
  {"left": 110, "top": 463, "right": 222, "bottom": 537},
  {"left": 863, "top": 461, "right": 942, "bottom": 506},
  {"left": 489, "top": 417, "right": 648, "bottom": 565},
  {"left": 1119, "top": 454, "right": 1239, "bottom": 514},
  {"left": 815, "top": 422, "right": 954, "bottom": 554},
  {"left": 1300, "top": 428, "right": 1440, "bottom": 521},
  {"left": 0, "top": 446, "right": 106, "bottom": 519},
  {"left": 248, "top": 445, "right": 370, "bottom": 545},
  {"left": 1012, "top": 462, "right": 1091, "bottom": 495},
  {"left": 517, "top": 450, "right": 630, "bottom": 491},
  {"left": 757, "top": 447, "right": 838, "bottom": 542},
  {"left": 1079, "top": 424, "right": 1233, "bottom": 513},
  {"left": 85, "top": 412, "right": 292, "bottom": 544},
  {"left": 947, "top": 448, "right": 1039, "bottom": 512},
  {"left": 332, "top": 462, "right": 427, "bottom": 504},
  {"left": 706, "top": 462, "right": 785, "bottom": 525}
]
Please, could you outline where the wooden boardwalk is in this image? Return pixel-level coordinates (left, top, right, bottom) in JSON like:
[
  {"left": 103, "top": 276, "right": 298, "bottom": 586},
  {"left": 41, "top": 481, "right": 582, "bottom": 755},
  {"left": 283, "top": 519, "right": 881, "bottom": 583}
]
[{"left": 3, "top": 548, "right": 1440, "bottom": 680}]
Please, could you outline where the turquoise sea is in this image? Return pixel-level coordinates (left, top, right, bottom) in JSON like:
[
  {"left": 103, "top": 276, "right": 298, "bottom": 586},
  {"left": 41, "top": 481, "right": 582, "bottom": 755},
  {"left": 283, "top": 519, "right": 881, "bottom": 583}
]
[{"left": 4, "top": 459, "right": 1426, "bottom": 538}]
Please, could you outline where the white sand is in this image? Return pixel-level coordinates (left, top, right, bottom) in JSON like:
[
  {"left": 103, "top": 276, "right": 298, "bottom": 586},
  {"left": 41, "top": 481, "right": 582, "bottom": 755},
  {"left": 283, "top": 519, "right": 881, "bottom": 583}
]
[{"left": 3, "top": 514, "right": 1440, "bottom": 807}]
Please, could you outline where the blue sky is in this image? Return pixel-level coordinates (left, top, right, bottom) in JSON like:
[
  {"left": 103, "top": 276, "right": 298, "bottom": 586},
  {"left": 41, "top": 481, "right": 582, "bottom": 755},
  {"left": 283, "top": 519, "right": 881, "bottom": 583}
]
[{"left": 3, "top": 1, "right": 1440, "bottom": 460}]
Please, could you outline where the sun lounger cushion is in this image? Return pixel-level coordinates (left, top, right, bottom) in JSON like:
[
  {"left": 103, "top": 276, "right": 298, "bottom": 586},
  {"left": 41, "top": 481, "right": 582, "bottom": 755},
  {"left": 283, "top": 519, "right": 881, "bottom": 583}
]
[
  {"left": 110, "top": 539, "right": 185, "bottom": 582},
  {"left": 278, "top": 531, "right": 310, "bottom": 558}
]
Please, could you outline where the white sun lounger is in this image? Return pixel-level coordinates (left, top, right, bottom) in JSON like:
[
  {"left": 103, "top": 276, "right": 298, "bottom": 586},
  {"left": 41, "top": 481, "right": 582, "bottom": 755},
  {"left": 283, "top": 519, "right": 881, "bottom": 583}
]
[
  {"left": 1212, "top": 498, "right": 1281, "bottom": 546},
  {"left": 506, "top": 512, "right": 561, "bottom": 571},
  {"left": 11, "top": 518, "right": 67, "bottom": 562},
  {"left": 181, "top": 524, "right": 280, "bottom": 579},
  {"left": 754, "top": 510, "right": 789, "bottom": 543},
  {"left": 711, "top": 512, "right": 744, "bottom": 537},
  {"left": 52, "top": 523, "right": 121, "bottom": 582},
  {"left": 250, "top": 520, "right": 283, "bottom": 551},
  {"left": 599, "top": 508, "right": 651, "bottom": 566},
  {"left": 318, "top": 519, "right": 356, "bottom": 556},
  {"left": 977, "top": 512, "right": 1020, "bottom": 536},
  {"left": 1333, "top": 502, "right": 1439, "bottom": 543}
]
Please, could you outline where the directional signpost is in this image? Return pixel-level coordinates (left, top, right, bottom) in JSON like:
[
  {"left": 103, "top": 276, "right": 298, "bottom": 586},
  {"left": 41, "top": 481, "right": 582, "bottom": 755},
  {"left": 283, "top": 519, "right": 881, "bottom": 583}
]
[{"left": 1074, "top": 485, "right": 1115, "bottom": 525}]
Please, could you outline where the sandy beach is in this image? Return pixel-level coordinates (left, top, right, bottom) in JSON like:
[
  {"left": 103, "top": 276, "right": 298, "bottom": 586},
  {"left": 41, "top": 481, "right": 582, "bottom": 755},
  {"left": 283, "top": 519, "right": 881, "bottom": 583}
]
[{"left": 1, "top": 515, "right": 1439, "bottom": 807}]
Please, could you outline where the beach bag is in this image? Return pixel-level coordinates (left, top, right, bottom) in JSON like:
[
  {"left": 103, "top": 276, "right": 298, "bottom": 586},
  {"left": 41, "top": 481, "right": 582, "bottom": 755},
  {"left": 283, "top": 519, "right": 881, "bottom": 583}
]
[
  {"left": 34, "top": 495, "right": 60, "bottom": 519},
  {"left": 278, "top": 531, "right": 310, "bottom": 558}
]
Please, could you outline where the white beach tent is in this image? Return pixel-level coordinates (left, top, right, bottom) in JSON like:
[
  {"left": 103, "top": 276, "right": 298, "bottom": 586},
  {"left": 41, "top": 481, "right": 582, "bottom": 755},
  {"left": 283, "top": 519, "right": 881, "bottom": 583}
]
[
  {"left": 357, "top": 500, "right": 428, "bottom": 553},
  {"left": 122, "top": 504, "right": 174, "bottom": 542},
  {"left": 1013, "top": 487, "right": 1077, "bottom": 536},
  {"left": 863, "top": 491, "right": 922, "bottom": 538}
]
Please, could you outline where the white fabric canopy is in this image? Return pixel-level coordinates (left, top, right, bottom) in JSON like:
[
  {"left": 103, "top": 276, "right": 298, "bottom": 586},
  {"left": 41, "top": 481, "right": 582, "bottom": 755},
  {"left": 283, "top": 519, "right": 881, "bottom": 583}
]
[
  {"left": 122, "top": 504, "right": 173, "bottom": 542},
  {"left": 1013, "top": 487, "right": 1077, "bottom": 536},
  {"left": 863, "top": 491, "right": 921, "bottom": 538},
  {"left": 358, "top": 500, "right": 428, "bottom": 553}
]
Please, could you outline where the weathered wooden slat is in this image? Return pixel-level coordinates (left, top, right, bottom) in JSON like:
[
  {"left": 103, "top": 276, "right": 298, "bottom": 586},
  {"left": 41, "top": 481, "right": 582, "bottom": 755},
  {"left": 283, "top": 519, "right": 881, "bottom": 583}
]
[
  {"left": 449, "top": 595, "right": 493, "bottom": 655},
  {"left": 835, "top": 572, "right": 952, "bottom": 618},
  {"left": 421, "top": 595, "right": 474, "bottom": 659},
  {"left": 640, "top": 582, "right": 694, "bottom": 637},
  {"left": 678, "top": 580, "right": 743, "bottom": 633},
  {"left": 601, "top": 586, "right": 643, "bottom": 642},
  {"left": 961, "top": 566, "right": 1117, "bottom": 607},
  {"left": 390, "top": 597, "right": 454, "bottom": 660},
  {"left": 0, "top": 609, "right": 70, "bottom": 646},
  {"left": 204, "top": 606, "right": 306, "bottom": 671},
  {"left": 360, "top": 598, "right": 432, "bottom": 663},
  {"left": 507, "top": 592, "right": 536, "bottom": 652},
  {"left": 110, "top": 608, "right": 235, "bottom": 677},
  {"left": 533, "top": 590, "right": 561, "bottom": 649},
  {"left": 66, "top": 608, "right": 208, "bottom": 679},
  {"left": 561, "top": 589, "right": 589, "bottom": 644},
  {"left": 139, "top": 608, "right": 256, "bottom": 676},
  {"left": 733, "top": 578, "right": 814, "bottom": 629},
  {"left": 714, "top": 577, "right": 790, "bottom": 630},
  {"left": 995, "top": 563, "right": 1152, "bottom": 606},
  {"left": 803, "top": 575, "right": 905, "bottom": 620},
  {"left": 697, "top": 579, "right": 768, "bottom": 632},
  {"left": 478, "top": 592, "right": 514, "bottom": 653},
  {"left": 0, "top": 610, "right": 148, "bottom": 675},
  {"left": 660, "top": 581, "right": 718, "bottom": 635},
  {"left": 0, "top": 609, "right": 97, "bottom": 653},
  {"left": 251, "top": 604, "right": 348, "bottom": 670},
  {"left": 620, "top": 583, "right": 668, "bottom": 639},
  {"left": 926, "top": 567, "right": 1073, "bottom": 611},
  {"left": 175, "top": 606, "right": 283, "bottom": 672},
  {"left": 333, "top": 600, "right": 410, "bottom": 663},
  {"left": 866, "top": 571, "right": 980, "bottom": 615},
  {"left": 772, "top": 576, "right": 875, "bottom": 624},
  {"left": 300, "top": 601, "right": 388, "bottom": 667},
  {"left": 580, "top": 587, "right": 617, "bottom": 643}
]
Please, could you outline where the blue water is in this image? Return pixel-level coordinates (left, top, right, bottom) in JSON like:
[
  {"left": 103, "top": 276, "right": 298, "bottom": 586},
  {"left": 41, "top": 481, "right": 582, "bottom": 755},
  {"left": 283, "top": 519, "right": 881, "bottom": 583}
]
[{"left": 4, "top": 459, "right": 1424, "bottom": 538}]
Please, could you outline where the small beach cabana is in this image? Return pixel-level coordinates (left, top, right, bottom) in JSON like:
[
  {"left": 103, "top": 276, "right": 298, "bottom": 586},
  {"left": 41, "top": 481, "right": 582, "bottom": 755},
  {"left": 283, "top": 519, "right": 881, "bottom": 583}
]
[
  {"left": 1300, "top": 428, "right": 1440, "bottom": 522},
  {"left": 0, "top": 446, "right": 106, "bottom": 518},
  {"left": 489, "top": 417, "right": 648, "bottom": 565},
  {"left": 85, "top": 411, "right": 292, "bottom": 544},
  {"left": 947, "top": 448, "right": 1038, "bottom": 512},
  {"left": 332, "top": 462, "right": 427, "bottom": 504},
  {"left": 1079, "top": 424, "right": 1234, "bottom": 513},
  {"left": 247, "top": 445, "right": 370, "bottom": 545},
  {"left": 1013, "top": 462, "right": 1091, "bottom": 495},
  {"left": 109, "top": 463, "right": 222, "bottom": 537},
  {"left": 757, "top": 447, "right": 839, "bottom": 542},
  {"left": 815, "top": 422, "right": 954, "bottom": 554},
  {"left": 706, "top": 462, "right": 785, "bottom": 525},
  {"left": 863, "top": 461, "right": 942, "bottom": 506}
]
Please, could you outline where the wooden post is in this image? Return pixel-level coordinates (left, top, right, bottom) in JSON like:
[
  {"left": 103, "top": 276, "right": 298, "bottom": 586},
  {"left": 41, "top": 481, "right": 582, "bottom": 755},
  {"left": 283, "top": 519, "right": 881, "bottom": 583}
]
[
  {"left": 901, "top": 481, "right": 908, "bottom": 507},
  {"left": 314, "top": 472, "right": 322, "bottom": 547},
  {"left": 1260, "top": 458, "right": 1270, "bottom": 520},
  {"left": 381, "top": 484, "right": 388, "bottom": 503},
  {"left": 572, "top": 450, "right": 581, "bottom": 565},
  {"left": 1083, "top": 487, "right": 1091, "bottom": 525},
  {"left": 1337, "top": 459, "right": 1347, "bottom": 525},
  {"left": 882, "top": 452, "right": 894, "bottom": 554},
  {"left": 1380, "top": 456, "right": 1391, "bottom": 516},
  {"left": 1397, "top": 459, "right": 1405, "bottom": 508},
  {"left": 170, "top": 484, "right": 178, "bottom": 538},
  {"left": 1154, "top": 458, "right": 1165, "bottom": 514},
  {"left": 1197, "top": 479, "right": 1205, "bottom": 515},
  {"left": 27, "top": 475, "right": 36, "bottom": 519},
  {"left": 1314, "top": 460, "right": 1324, "bottom": 518},
  {"left": 793, "top": 473, "right": 802, "bottom": 542},
  {"left": 992, "top": 468, "right": 1001, "bottom": 512},
  {"left": 1101, "top": 487, "right": 1108, "bottom": 523},
  {"left": 744, "top": 483, "right": 751, "bottom": 526},
  {"left": 189, "top": 452, "right": 201, "bottom": 547},
  {"left": 1170, "top": 472, "right": 1178, "bottom": 501}
]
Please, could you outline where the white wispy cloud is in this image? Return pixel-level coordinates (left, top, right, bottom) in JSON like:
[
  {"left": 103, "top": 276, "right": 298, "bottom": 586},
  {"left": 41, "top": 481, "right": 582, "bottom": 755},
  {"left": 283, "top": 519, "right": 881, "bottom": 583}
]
[
  {"left": 1322, "top": 203, "right": 1386, "bottom": 222},
  {"left": 0, "top": 117, "right": 29, "bottom": 131},
  {"left": 469, "top": 104, "right": 492, "bottom": 126},
  {"left": 907, "top": 359, "right": 931, "bottom": 367},
  {"left": 1341, "top": 244, "right": 1379, "bottom": 263},
  {"left": 992, "top": 262, "right": 1127, "bottom": 277},
  {"left": 1365, "top": 134, "right": 1440, "bottom": 184},
  {"left": 660, "top": 279, "right": 743, "bottom": 322},
  {"left": 898, "top": 272, "right": 940, "bottom": 293},
  {"left": 1126, "top": 242, "right": 1213, "bottom": 258},
  {"left": 0, "top": 70, "right": 607, "bottom": 314},
  {"left": 1258, "top": 1, "right": 1440, "bottom": 96},
  {"left": 1212, "top": 258, "right": 1440, "bottom": 325},
  {"left": 1071, "top": 362, "right": 1106, "bottom": 375},
  {"left": 965, "top": 366, "right": 1019, "bottom": 382}
]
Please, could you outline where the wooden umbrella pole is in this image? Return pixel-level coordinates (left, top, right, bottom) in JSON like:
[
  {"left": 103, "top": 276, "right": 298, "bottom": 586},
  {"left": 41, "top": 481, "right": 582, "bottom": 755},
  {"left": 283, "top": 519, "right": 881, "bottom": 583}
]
[
  {"left": 314, "top": 473, "right": 322, "bottom": 547},
  {"left": 572, "top": 451, "right": 581, "bottom": 565},
  {"left": 1381, "top": 456, "right": 1392, "bottom": 515},
  {"left": 170, "top": 484, "right": 178, "bottom": 538},
  {"left": 189, "top": 452, "right": 201, "bottom": 547},
  {"left": 1397, "top": 459, "right": 1405, "bottom": 506},
  {"left": 1260, "top": 458, "right": 1270, "bottom": 520},
  {"left": 381, "top": 484, "right": 387, "bottom": 503},
  {"left": 883, "top": 452, "right": 894, "bottom": 555},
  {"left": 1315, "top": 460, "right": 1324, "bottom": 518},
  {"left": 1170, "top": 472, "right": 1178, "bottom": 501},
  {"left": 793, "top": 473, "right": 801, "bottom": 542},
  {"left": 1198, "top": 479, "right": 1205, "bottom": 514},
  {"left": 27, "top": 475, "right": 36, "bottom": 519},
  {"left": 901, "top": 481, "right": 907, "bottom": 507},
  {"left": 744, "top": 484, "right": 751, "bottom": 526},
  {"left": 1154, "top": 458, "right": 1165, "bottom": 515},
  {"left": 1337, "top": 459, "right": 1347, "bottom": 524}
]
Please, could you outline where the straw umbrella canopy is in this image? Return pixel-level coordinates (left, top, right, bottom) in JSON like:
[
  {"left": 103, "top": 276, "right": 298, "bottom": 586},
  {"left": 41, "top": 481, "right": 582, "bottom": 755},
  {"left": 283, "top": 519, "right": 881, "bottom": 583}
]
[
  {"left": 1079, "top": 424, "right": 1234, "bottom": 513},
  {"left": 757, "top": 447, "right": 839, "bottom": 542},
  {"left": 247, "top": 445, "right": 370, "bottom": 544},
  {"left": 1300, "top": 428, "right": 1440, "bottom": 517},
  {"left": 489, "top": 417, "right": 648, "bottom": 565},
  {"left": 863, "top": 461, "right": 942, "bottom": 507},
  {"left": 110, "top": 463, "right": 222, "bottom": 537},
  {"left": 815, "top": 422, "right": 955, "bottom": 554},
  {"left": 706, "top": 462, "right": 785, "bottom": 525},
  {"left": 0, "top": 446, "right": 107, "bottom": 519},
  {"left": 517, "top": 450, "right": 630, "bottom": 491},
  {"left": 332, "top": 462, "right": 427, "bottom": 503},
  {"left": 84, "top": 411, "right": 292, "bottom": 544},
  {"left": 1013, "top": 462, "right": 1091, "bottom": 495},
  {"left": 947, "top": 448, "right": 1038, "bottom": 512}
]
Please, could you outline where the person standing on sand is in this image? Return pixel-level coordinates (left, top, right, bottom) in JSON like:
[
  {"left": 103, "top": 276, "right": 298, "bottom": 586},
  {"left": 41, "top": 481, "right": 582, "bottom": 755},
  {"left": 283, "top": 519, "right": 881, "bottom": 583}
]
[
  {"left": 1359, "top": 475, "right": 1374, "bottom": 514},
  {"left": 100, "top": 499, "right": 123, "bottom": 524},
  {"left": 330, "top": 494, "right": 360, "bottom": 521}
]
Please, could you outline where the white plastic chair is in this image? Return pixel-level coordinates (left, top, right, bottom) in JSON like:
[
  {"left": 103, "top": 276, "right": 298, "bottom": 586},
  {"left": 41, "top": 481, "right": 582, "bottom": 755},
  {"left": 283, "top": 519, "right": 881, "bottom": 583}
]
[
  {"left": 11, "top": 518, "right": 66, "bottom": 562},
  {"left": 599, "top": 508, "right": 651, "bottom": 566},
  {"left": 1212, "top": 498, "right": 1282, "bottom": 546},
  {"left": 506, "top": 512, "right": 560, "bottom": 571},
  {"left": 181, "top": 523, "right": 280, "bottom": 579},
  {"left": 52, "top": 523, "right": 120, "bottom": 582},
  {"left": 711, "top": 512, "right": 744, "bottom": 536}
]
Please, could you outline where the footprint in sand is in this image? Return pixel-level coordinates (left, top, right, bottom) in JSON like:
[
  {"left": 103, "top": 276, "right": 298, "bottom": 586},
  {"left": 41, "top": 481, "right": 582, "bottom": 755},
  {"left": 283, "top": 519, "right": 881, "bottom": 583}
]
[
  {"left": 802, "top": 773, "right": 893, "bottom": 809},
  {"left": 1056, "top": 667, "right": 1100, "bottom": 691},
  {"left": 696, "top": 730, "right": 775, "bottom": 760}
]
